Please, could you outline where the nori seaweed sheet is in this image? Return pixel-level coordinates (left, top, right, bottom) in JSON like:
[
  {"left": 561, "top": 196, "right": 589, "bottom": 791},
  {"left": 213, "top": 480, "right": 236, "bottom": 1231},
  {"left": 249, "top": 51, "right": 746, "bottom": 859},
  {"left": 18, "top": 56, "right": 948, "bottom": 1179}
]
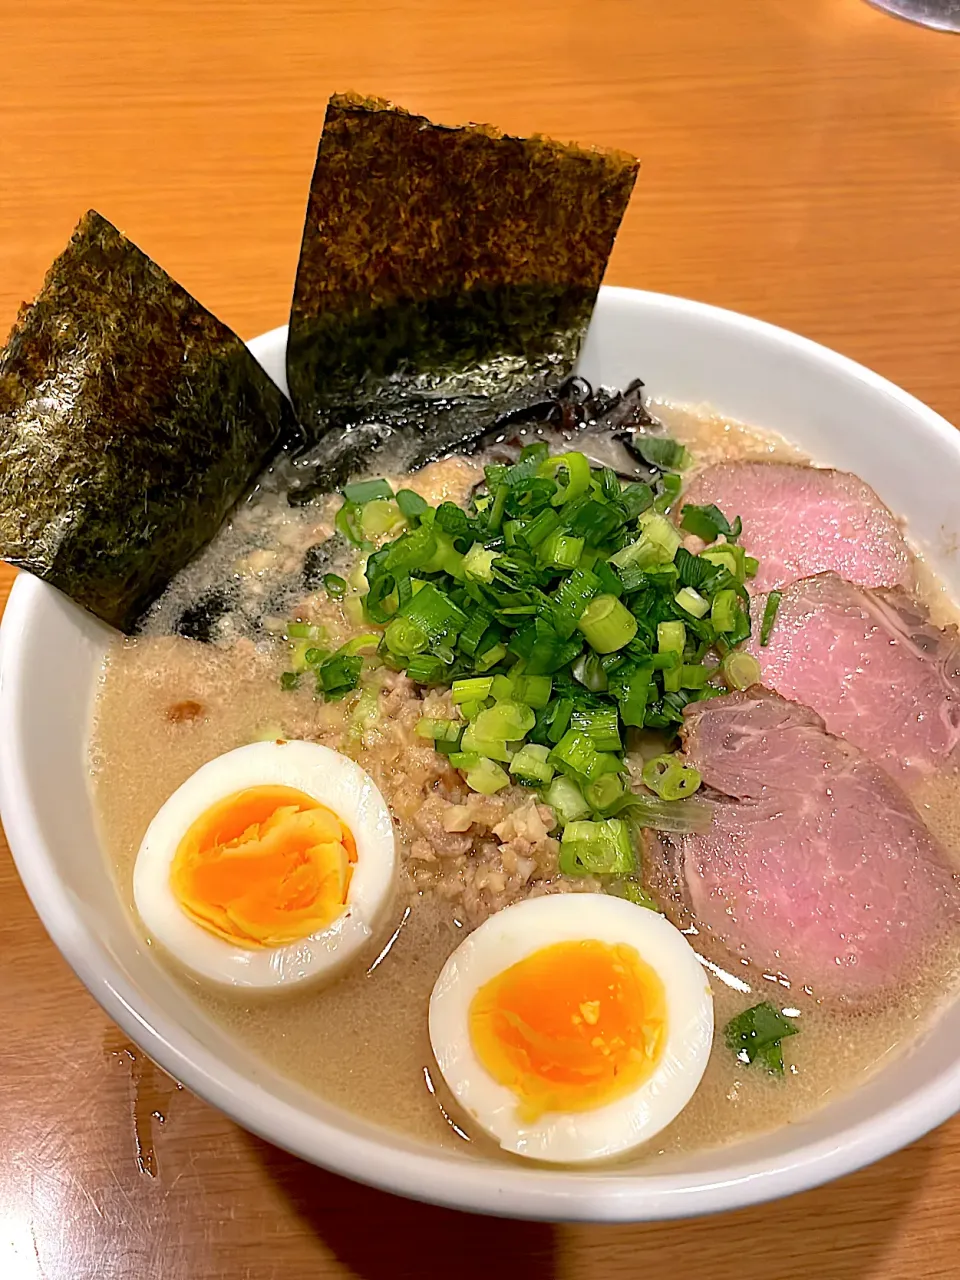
[
  {"left": 287, "top": 93, "right": 638, "bottom": 496},
  {"left": 0, "top": 211, "right": 297, "bottom": 631}
]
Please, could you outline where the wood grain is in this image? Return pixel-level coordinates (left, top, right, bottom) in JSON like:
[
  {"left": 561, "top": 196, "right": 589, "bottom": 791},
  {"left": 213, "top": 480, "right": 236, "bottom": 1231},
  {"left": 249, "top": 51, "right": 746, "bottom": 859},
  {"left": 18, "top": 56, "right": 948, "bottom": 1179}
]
[{"left": 2, "top": 2, "right": 960, "bottom": 1276}]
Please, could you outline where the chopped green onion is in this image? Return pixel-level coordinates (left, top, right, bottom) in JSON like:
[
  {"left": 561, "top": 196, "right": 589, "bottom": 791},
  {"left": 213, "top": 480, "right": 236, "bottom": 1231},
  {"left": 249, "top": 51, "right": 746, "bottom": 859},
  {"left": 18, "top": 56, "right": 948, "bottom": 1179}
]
[
  {"left": 398, "top": 582, "right": 467, "bottom": 642},
  {"left": 642, "top": 754, "right": 702, "bottom": 800},
  {"left": 421, "top": 530, "right": 465, "bottom": 579},
  {"left": 544, "top": 775, "right": 591, "bottom": 824},
  {"left": 404, "top": 653, "right": 446, "bottom": 684},
  {"left": 361, "top": 499, "right": 404, "bottom": 538},
  {"left": 318, "top": 653, "right": 363, "bottom": 699},
  {"left": 637, "top": 512, "right": 682, "bottom": 563},
  {"left": 560, "top": 817, "right": 634, "bottom": 876},
  {"left": 349, "top": 686, "right": 381, "bottom": 739},
  {"left": 679, "top": 502, "right": 742, "bottom": 544},
  {"left": 384, "top": 524, "right": 438, "bottom": 573},
  {"left": 335, "top": 500, "right": 370, "bottom": 547},
  {"left": 511, "top": 674, "right": 553, "bottom": 709},
  {"left": 474, "top": 700, "right": 536, "bottom": 742},
  {"left": 456, "top": 609, "right": 495, "bottom": 657},
  {"left": 288, "top": 639, "right": 317, "bottom": 672},
  {"left": 710, "top": 587, "right": 740, "bottom": 633},
  {"left": 476, "top": 642, "right": 507, "bottom": 671},
  {"left": 724, "top": 1002, "right": 799, "bottom": 1074},
  {"left": 578, "top": 594, "right": 638, "bottom": 653},
  {"left": 722, "top": 650, "right": 762, "bottom": 690},
  {"left": 549, "top": 729, "right": 621, "bottom": 783},
  {"left": 744, "top": 555, "right": 760, "bottom": 579},
  {"left": 760, "top": 590, "right": 782, "bottom": 646},
  {"left": 619, "top": 481, "right": 654, "bottom": 519},
  {"left": 551, "top": 568, "right": 601, "bottom": 639},
  {"left": 594, "top": 560, "right": 624, "bottom": 598},
  {"left": 458, "top": 699, "right": 487, "bottom": 722},
  {"left": 544, "top": 696, "right": 574, "bottom": 744},
  {"left": 452, "top": 676, "right": 495, "bottom": 704},
  {"left": 539, "top": 531, "right": 584, "bottom": 570},
  {"left": 630, "top": 435, "right": 689, "bottom": 472},
  {"left": 653, "top": 471, "right": 683, "bottom": 513},
  {"left": 342, "top": 478, "right": 394, "bottom": 504},
  {"left": 327, "top": 441, "right": 763, "bottom": 775},
  {"left": 584, "top": 772, "right": 625, "bottom": 813},
  {"left": 323, "top": 573, "right": 347, "bottom": 599},
  {"left": 701, "top": 544, "right": 745, "bottom": 582},
  {"left": 509, "top": 743, "right": 556, "bottom": 785},
  {"left": 571, "top": 705, "right": 622, "bottom": 752},
  {"left": 460, "top": 724, "right": 513, "bottom": 763},
  {"left": 434, "top": 501, "right": 473, "bottom": 538},
  {"left": 416, "top": 718, "right": 463, "bottom": 744},
  {"left": 490, "top": 674, "right": 515, "bottom": 701},
  {"left": 337, "top": 632, "right": 380, "bottom": 657},
  {"left": 279, "top": 671, "right": 300, "bottom": 691},
  {"left": 395, "top": 488, "right": 428, "bottom": 521},
  {"left": 680, "top": 663, "right": 710, "bottom": 690},
  {"left": 657, "top": 620, "right": 686, "bottom": 653},
  {"left": 675, "top": 586, "right": 710, "bottom": 619},
  {"left": 564, "top": 498, "right": 624, "bottom": 544},
  {"left": 518, "top": 507, "right": 560, "bottom": 549},
  {"left": 542, "top": 452, "right": 592, "bottom": 507},
  {"left": 464, "top": 757, "right": 511, "bottom": 795},
  {"left": 287, "top": 621, "right": 322, "bottom": 640},
  {"left": 448, "top": 751, "right": 480, "bottom": 770},
  {"left": 384, "top": 616, "right": 428, "bottom": 657},
  {"left": 609, "top": 539, "right": 659, "bottom": 573},
  {"left": 615, "top": 665, "right": 654, "bottom": 728},
  {"left": 343, "top": 595, "right": 366, "bottom": 626},
  {"left": 572, "top": 651, "right": 609, "bottom": 692},
  {"left": 463, "top": 543, "right": 497, "bottom": 583}
]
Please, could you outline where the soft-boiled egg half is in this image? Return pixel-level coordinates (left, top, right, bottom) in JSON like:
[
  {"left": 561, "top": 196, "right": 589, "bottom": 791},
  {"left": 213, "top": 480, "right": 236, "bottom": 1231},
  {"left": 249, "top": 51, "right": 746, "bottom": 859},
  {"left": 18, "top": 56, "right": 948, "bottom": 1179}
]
[
  {"left": 429, "top": 893, "right": 713, "bottom": 1164},
  {"left": 133, "top": 740, "right": 396, "bottom": 989}
]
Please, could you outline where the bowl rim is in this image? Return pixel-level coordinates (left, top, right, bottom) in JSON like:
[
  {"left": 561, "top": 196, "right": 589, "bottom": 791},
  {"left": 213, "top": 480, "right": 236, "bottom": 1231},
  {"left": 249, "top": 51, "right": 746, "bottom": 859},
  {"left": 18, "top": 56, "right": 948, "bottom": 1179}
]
[{"left": 3, "top": 285, "right": 960, "bottom": 1222}]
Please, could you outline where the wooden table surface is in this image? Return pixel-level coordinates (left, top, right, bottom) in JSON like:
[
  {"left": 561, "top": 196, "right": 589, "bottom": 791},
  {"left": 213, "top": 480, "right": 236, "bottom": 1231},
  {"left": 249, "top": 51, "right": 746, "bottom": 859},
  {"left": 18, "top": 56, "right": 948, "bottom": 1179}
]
[{"left": 2, "top": 2, "right": 960, "bottom": 1277}]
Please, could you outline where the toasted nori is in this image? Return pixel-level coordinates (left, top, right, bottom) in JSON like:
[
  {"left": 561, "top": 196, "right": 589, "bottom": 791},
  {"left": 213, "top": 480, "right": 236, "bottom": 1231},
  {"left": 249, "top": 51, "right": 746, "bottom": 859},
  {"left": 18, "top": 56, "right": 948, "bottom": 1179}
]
[
  {"left": 174, "top": 588, "right": 237, "bottom": 644},
  {"left": 287, "top": 93, "right": 638, "bottom": 492},
  {"left": 0, "top": 211, "right": 297, "bottom": 631}
]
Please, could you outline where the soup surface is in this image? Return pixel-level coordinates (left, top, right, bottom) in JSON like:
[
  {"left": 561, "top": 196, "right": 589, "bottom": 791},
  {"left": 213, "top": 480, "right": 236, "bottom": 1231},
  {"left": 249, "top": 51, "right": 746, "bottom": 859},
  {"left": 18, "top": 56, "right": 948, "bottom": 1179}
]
[{"left": 89, "top": 402, "right": 960, "bottom": 1166}]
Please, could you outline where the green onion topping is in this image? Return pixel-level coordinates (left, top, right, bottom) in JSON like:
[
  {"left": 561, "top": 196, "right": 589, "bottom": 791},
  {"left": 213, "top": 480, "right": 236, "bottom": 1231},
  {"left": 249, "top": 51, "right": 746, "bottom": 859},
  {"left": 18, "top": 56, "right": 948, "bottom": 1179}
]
[
  {"left": 722, "top": 650, "right": 762, "bottom": 691},
  {"left": 641, "top": 754, "right": 702, "bottom": 801},
  {"left": 760, "top": 590, "right": 782, "bottom": 646},
  {"left": 724, "top": 1002, "right": 799, "bottom": 1075},
  {"left": 278, "top": 440, "right": 769, "bottom": 866},
  {"left": 342, "top": 478, "right": 394, "bottom": 505}
]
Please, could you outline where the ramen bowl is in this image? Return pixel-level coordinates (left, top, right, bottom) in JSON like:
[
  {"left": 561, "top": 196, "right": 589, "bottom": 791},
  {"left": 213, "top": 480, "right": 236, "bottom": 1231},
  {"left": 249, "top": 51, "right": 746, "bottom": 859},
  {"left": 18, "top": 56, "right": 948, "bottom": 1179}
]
[{"left": 2, "top": 286, "right": 959, "bottom": 1221}]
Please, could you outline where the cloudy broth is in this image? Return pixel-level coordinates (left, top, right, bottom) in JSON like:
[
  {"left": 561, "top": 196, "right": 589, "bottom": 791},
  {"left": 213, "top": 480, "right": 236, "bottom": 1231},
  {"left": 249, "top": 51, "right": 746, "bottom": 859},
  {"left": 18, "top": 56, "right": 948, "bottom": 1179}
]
[{"left": 89, "top": 405, "right": 960, "bottom": 1166}]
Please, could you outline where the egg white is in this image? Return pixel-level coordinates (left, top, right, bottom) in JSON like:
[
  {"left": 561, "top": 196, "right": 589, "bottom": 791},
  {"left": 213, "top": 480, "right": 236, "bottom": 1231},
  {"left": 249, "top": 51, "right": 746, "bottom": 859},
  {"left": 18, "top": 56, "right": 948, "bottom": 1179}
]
[
  {"left": 428, "top": 893, "right": 714, "bottom": 1164},
  {"left": 133, "top": 740, "right": 397, "bottom": 990}
]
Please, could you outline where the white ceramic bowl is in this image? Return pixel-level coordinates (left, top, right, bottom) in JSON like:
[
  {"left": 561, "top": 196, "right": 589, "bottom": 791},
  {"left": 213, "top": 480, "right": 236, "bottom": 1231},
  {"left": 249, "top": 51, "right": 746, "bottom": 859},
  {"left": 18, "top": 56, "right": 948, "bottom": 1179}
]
[{"left": 2, "top": 287, "right": 959, "bottom": 1222}]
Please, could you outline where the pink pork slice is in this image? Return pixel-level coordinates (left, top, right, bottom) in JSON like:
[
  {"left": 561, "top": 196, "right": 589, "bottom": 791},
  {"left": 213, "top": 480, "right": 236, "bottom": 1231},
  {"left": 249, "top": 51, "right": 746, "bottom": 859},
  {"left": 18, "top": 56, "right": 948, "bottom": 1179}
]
[
  {"left": 748, "top": 573, "right": 960, "bottom": 779},
  {"left": 679, "top": 461, "right": 911, "bottom": 593},
  {"left": 671, "top": 688, "right": 958, "bottom": 998}
]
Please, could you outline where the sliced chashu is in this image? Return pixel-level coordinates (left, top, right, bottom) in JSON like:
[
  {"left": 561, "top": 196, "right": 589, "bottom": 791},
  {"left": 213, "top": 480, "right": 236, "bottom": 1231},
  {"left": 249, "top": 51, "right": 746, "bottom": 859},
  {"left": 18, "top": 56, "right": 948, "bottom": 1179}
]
[
  {"left": 679, "top": 461, "right": 911, "bottom": 593},
  {"left": 748, "top": 573, "right": 960, "bottom": 779},
  {"left": 651, "top": 688, "right": 958, "bottom": 998}
]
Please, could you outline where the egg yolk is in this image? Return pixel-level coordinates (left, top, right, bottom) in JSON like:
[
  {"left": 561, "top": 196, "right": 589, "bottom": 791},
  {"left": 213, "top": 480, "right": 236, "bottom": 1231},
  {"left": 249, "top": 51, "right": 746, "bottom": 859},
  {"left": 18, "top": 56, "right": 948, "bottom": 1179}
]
[
  {"left": 469, "top": 939, "right": 667, "bottom": 1121},
  {"left": 170, "top": 785, "right": 357, "bottom": 948}
]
